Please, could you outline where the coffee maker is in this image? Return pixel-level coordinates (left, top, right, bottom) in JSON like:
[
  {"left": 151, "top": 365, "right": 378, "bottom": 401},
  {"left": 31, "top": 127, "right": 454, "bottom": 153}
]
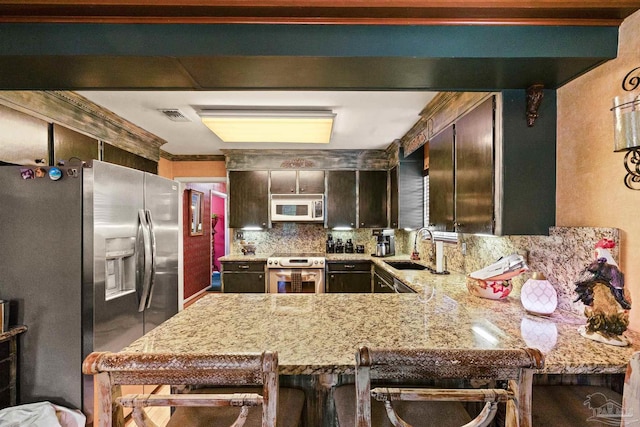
[{"left": 372, "top": 229, "right": 395, "bottom": 257}]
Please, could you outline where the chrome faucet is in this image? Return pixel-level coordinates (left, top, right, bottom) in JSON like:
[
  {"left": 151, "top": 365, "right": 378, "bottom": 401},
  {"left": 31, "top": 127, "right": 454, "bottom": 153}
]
[{"left": 411, "top": 227, "right": 436, "bottom": 264}]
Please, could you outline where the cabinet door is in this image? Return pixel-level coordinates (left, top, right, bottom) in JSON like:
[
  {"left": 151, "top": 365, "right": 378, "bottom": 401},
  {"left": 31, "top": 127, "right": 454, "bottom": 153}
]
[
  {"left": 455, "top": 97, "right": 494, "bottom": 235},
  {"left": 229, "top": 171, "right": 269, "bottom": 228},
  {"left": 391, "top": 147, "right": 424, "bottom": 230},
  {"left": 270, "top": 170, "right": 297, "bottom": 194},
  {"left": 222, "top": 272, "right": 265, "bottom": 293},
  {"left": 429, "top": 125, "right": 454, "bottom": 232},
  {"left": 390, "top": 166, "right": 399, "bottom": 229},
  {"left": 327, "top": 272, "right": 371, "bottom": 293},
  {"left": 358, "top": 170, "right": 388, "bottom": 228},
  {"left": 53, "top": 124, "right": 99, "bottom": 165},
  {"left": 373, "top": 272, "right": 394, "bottom": 293},
  {"left": 103, "top": 143, "right": 157, "bottom": 173},
  {"left": 298, "top": 170, "right": 325, "bottom": 194},
  {"left": 326, "top": 170, "right": 356, "bottom": 228},
  {"left": 0, "top": 104, "right": 49, "bottom": 166}
]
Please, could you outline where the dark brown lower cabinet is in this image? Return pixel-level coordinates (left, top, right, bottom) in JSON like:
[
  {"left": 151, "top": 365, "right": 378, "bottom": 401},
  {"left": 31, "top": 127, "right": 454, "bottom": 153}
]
[
  {"left": 221, "top": 261, "right": 266, "bottom": 293},
  {"left": 373, "top": 266, "right": 395, "bottom": 293},
  {"left": 0, "top": 326, "right": 27, "bottom": 409},
  {"left": 326, "top": 261, "right": 372, "bottom": 293}
]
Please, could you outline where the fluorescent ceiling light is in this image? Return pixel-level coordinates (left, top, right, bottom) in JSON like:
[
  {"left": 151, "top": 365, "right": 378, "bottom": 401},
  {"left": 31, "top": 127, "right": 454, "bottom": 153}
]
[{"left": 198, "top": 109, "right": 335, "bottom": 144}]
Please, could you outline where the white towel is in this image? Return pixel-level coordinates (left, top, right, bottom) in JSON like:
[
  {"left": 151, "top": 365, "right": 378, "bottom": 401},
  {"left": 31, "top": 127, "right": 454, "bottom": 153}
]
[{"left": 291, "top": 270, "right": 303, "bottom": 293}]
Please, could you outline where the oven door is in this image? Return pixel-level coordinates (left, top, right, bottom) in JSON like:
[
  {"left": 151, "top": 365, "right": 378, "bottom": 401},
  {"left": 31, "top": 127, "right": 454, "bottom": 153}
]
[{"left": 268, "top": 268, "right": 324, "bottom": 293}]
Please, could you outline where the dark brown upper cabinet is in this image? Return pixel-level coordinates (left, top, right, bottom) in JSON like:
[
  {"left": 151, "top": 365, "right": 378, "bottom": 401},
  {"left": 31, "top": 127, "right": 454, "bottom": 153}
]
[
  {"left": 326, "top": 170, "right": 356, "bottom": 229},
  {"left": 428, "top": 125, "right": 455, "bottom": 232},
  {"left": 53, "top": 124, "right": 99, "bottom": 165},
  {"left": 270, "top": 170, "right": 324, "bottom": 194},
  {"left": 229, "top": 170, "right": 269, "bottom": 229},
  {"left": 358, "top": 170, "right": 388, "bottom": 228}
]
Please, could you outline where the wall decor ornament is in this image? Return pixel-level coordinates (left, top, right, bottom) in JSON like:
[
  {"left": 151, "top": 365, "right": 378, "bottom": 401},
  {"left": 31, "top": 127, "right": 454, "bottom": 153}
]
[
  {"left": 574, "top": 238, "right": 631, "bottom": 346},
  {"left": 526, "top": 83, "right": 545, "bottom": 127},
  {"left": 612, "top": 66, "right": 640, "bottom": 190}
]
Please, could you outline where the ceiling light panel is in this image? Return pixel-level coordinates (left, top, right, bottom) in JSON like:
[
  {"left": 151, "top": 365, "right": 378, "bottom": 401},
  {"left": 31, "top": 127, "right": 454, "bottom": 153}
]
[{"left": 198, "top": 110, "right": 335, "bottom": 144}]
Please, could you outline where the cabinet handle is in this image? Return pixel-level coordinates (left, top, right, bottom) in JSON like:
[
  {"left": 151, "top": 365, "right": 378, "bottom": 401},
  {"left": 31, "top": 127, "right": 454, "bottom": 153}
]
[
  {"left": 350, "top": 223, "right": 355, "bottom": 227},
  {"left": 291, "top": 188, "right": 295, "bottom": 193},
  {"left": 238, "top": 265, "right": 250, "bottom": 270},
  {"left": 300, "top": 188, "right": 304, "bottom": 192},
  {"left": 361, "top": 222, "right": 365, "bottom": 226},
  {"left": 259, "top": 275, "right": 263, "bottom": 279},
  {"left": 344, "top": 264, "right": 356, "bottom": 269},
  {"left": 331, "top": 274, "right": 335, "bottom": 279}
]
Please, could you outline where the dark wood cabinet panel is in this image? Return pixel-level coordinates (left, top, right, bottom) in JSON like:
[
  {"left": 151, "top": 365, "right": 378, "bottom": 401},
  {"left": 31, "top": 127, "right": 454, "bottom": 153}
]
[
  {"left": 326, "top": 261, "right": 371, "bottom": 293},
  {"left": 326, "top": 170, "right": 356, "bottom": 228},
  {"left": 358, "top": 170, "right": 388, "bottom": 228},
  {"left": 221, "top": 261, "right": 266, "bottom": 293},
  {"left": 0, "top": 327, "right": 26, "bottom": 409},
  {"left": 229, "top": 171, "right": 269, "bottom": 229},
  {"left": 270, "top": 170, "right": 325, "bottom": 194},
  {"left": 0, "top": 104, "right": 49, "bottom": 166},
  {"left": 298, "top": 170, "right": 325, "bottom": 193},
  {"left": 429, "top": 125, "right": 455, "bottom": 232},
  {"left": 52, "top": 123, "right": 99, "bottom": 165},
  {"left": 270, "top": 170, "right": 297, "bottom": 194},
  {"left": 390, "top": 146, "right": 424, "bottom": 230},
  {"left": 373, "top": 267, "right": 395, "bottom": 293},
  {"left": 455, "top": 96, "right": 494, "bottom": 235},
  {"left": 103, "top": 142, "right": 157, "bottom": 174}
]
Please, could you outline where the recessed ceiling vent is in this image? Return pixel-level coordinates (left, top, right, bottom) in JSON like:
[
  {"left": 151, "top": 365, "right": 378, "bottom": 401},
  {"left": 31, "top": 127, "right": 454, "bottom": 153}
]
[{"left": 158, "top": 109, "right": 191, "bottom": 122}]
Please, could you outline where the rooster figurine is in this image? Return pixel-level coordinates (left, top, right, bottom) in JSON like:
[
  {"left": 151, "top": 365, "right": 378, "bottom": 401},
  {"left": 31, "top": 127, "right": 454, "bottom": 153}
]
[{"left": 575, "top": 238, "right": 631, "bottom": 346}]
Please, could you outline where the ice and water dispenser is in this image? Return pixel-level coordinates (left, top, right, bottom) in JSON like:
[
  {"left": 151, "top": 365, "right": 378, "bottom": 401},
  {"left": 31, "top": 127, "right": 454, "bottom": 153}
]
[{"left": 105, "top": 237, "right": 137, "bottom": 301}]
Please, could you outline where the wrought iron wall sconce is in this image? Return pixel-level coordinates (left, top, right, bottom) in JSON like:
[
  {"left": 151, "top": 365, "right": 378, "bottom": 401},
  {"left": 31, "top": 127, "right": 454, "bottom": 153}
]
[{"left": 612, "top": 67, "right": 640, "bottom": 190}]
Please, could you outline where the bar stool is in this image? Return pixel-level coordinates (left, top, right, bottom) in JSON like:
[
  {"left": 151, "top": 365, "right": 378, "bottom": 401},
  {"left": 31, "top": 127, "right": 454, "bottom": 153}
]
[
  {"left": 531, "top": 351, "right": 639, "bottom": 427},
  {"left": 82, "top": 351, "right": 305, "bottom": 427},
  {"left": 334, "top": 346, "right": 544, "bottom": 427}
]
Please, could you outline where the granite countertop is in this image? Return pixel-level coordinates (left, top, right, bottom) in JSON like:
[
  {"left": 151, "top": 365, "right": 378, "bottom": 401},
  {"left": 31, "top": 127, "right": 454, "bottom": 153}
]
[{"left": 125, "top": 255, "right": 639, "bottom": 375}]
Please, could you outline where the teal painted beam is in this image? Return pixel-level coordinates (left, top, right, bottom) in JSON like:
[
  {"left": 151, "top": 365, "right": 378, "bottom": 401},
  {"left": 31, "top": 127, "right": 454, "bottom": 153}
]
[{"left": 0, "top": 24, "right": 618, "bottom": 59}]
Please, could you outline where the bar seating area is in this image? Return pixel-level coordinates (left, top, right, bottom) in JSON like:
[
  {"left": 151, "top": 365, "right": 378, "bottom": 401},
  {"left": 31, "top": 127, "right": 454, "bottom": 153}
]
[
  {"left": 82, "top": 351, "right": 305, "bottom": 427},
  {"left": 333, "top": 347, "right": 544, "bottom": 427}
]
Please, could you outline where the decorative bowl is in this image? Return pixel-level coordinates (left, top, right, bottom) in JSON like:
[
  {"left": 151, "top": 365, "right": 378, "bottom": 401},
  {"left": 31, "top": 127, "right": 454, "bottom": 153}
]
[{"left": 466, "top": 276, "right": 512, "bottom": 300}]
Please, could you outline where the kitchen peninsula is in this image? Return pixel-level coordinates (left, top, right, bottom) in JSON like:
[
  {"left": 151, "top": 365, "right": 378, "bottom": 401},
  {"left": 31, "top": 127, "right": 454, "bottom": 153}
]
[{"left": 123, "top": 256, "right": 639, "bottom": 427}]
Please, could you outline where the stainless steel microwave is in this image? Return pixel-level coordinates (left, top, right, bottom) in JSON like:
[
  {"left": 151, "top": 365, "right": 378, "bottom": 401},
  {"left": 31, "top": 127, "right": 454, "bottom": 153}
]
[{"left": 271, "top": 194, "right": 324, "bottom": 222}]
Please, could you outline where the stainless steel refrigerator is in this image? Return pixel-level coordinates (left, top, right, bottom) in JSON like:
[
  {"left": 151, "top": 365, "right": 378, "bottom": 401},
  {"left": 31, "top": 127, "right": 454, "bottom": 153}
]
[{"left": 0, "top": 160, "right": 179, "bottom": 421}]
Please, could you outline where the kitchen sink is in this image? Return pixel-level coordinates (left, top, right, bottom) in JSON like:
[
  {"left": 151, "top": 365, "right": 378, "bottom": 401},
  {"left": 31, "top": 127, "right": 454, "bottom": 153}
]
[{"left": 384, "top": 261, "right": 430, "bottom": 271}]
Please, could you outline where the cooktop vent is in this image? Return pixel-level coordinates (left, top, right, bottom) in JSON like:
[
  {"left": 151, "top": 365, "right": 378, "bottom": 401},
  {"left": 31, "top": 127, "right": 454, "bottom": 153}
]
[{"left": 158, "top": 109, "right": 191, "bottom": 122}]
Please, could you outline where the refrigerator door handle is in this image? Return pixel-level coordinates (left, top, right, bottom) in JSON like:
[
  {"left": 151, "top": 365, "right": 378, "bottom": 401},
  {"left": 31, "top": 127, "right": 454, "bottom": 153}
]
[
  {"left": 144, "top": 209, "right": 157, "bottom": 309},
  {"left": 138, "top": 209, "right": 153, "bottom": 312}
]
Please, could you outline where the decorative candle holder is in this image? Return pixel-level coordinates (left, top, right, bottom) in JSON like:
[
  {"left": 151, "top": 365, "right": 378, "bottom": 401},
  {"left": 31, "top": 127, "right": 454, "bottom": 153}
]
[{"left": 520, "top": 272, "right": 557, "bottom": 315}]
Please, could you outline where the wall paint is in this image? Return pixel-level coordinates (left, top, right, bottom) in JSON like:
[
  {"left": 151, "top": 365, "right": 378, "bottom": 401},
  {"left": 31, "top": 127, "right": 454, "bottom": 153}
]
[
  {"left": 182, "top": 183, "right": 213, "bottom": 299},
  {"left": 158, "top": 158, "right": 226, "bottom": 179},
  {"left": 557, "top": 9, "right": 640, "bottom": 331}
]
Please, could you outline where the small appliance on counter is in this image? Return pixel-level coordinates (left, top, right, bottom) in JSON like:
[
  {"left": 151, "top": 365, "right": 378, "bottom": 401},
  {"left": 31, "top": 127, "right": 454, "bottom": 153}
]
[
  {"left": 240, "top": 241, "right": 257, "bottom": 255},
  {"left": 326, "top": 235, "right": 335, "bottom": 253},
  {"left": 371, "top": 229, "right": 395, "bottom": 257},
  {"left": 345, "top": 239, "right": 354, "bottom": 253},
  {"left": 355, "top": 244, "right": 365, "bottom": 254}
]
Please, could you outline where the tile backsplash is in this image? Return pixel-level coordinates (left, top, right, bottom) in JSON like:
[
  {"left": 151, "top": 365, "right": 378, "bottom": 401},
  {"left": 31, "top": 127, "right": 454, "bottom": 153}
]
[{"left": 230, "top": 225, "right": 620, "bottom": 316}]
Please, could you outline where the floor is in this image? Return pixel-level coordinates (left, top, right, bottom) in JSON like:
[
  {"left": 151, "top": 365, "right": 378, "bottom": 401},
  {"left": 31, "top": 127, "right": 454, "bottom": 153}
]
[
  {"left": 123, "top": 291, "right": 212, "bottom": 426},
  {"left": 122, "top": 386, "right": 171, "bottom": 427}
]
